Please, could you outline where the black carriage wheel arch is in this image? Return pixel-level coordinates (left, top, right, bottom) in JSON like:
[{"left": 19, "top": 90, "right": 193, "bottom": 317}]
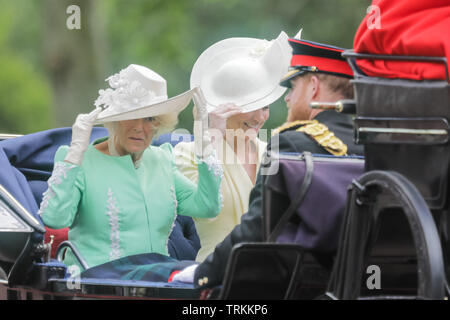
[{"left": 327, "top": 170, "right": 445, "bottom": 300}]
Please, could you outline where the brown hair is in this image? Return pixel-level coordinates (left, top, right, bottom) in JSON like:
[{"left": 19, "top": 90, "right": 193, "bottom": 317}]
[
  {"left": 104, "top": 113, "right": 178, "bottom": 139},
  {"left": 303, "top": 73, "right": 354, "bottom": 99},
  {"left": 317, "top": 73, "right": 354, "bottom": 99}
]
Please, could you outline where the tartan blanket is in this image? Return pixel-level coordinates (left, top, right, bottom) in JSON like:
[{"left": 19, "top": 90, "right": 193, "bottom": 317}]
[{"left": 80, "top": 253, "right": 196, "bottom": 282}]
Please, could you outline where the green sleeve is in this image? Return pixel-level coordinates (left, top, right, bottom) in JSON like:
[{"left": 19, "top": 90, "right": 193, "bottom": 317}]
[
  {"left": 162, "top": 143, "right": 222, "bottom": 218},
  {"left": 39, "top": 146, "right": 85, "bottom": 229}
]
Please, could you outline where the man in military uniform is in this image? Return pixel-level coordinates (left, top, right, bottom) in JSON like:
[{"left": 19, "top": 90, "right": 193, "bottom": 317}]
[
  {"left": 269, "top": 38, "right": 362, "bottom": 157},
  {"left": 174, "top": 38, "right": 364, "bottom": 287}
]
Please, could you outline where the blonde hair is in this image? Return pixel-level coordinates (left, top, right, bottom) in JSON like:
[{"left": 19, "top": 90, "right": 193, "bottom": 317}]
[
  {"left": 154, "top": 113, "right": 179, "bottom": 137},
  {"left": 104, "top": 113, "right": 178, "bottom": 140}
]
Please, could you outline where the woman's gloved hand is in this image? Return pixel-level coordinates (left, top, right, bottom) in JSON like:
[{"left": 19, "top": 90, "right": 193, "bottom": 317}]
[
  {"left": 64, "top": 108, "right": 102, "bottom": 165},
  {"left": 208, "top": 103, "right": 242, "bottom": 138},
  {"left": 192, "top": 87, "right": 242, "bottom": 159},
  {"left": 192, "top": 87, "right": 214, "bottom": 160}
]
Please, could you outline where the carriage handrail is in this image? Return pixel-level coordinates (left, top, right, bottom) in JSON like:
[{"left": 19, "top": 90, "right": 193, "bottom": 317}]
[{"left": 55, "top": 240, "right": 90, "bottom": 271}]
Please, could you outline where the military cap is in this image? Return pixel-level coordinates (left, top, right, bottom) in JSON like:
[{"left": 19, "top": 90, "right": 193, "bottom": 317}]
[{"left": 280, "top": 39, "right": 353, "bottom": 88}]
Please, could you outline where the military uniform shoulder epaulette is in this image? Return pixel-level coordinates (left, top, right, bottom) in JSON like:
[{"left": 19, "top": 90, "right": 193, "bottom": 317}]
[
  {"left": 272, "top": 120, "right": 315, "bottom": 136},
  {"left": 296, "top": 121, "right": 348, "bottom": 156}
]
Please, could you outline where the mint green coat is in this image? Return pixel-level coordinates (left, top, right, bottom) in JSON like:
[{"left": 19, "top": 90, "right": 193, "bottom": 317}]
[{"left": 39, "top": 138, "right": 222, "bottom": 271}]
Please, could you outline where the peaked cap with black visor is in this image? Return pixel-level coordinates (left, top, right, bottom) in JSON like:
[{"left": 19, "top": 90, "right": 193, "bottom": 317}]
[{"left": 279, "top": 39, "right": 353, "bottom": 88}]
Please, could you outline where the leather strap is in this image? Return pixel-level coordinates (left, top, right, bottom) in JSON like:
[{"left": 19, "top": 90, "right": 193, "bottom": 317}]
[{"left": 268, "top": 152, "right": 314, "bottom": 242}]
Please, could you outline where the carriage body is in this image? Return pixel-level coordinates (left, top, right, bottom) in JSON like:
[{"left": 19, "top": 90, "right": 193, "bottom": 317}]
[
  {"left": 324, "top": 52, "right": 450, "bottom": 299},
  {"left": 1, "top": 52, "right": 450, "bottom": 299}
]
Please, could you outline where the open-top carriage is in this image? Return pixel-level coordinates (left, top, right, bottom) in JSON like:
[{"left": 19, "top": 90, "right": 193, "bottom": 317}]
[{"left": 1, "top": 51, "right": 450, "bottom": 300}]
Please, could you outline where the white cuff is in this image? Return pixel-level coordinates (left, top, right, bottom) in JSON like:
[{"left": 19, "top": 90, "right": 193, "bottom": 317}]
[{"left": 172, "top": 264, "right": 198, "bottom": 283}]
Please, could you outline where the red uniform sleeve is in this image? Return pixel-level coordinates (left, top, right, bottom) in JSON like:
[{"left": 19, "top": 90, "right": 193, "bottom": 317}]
[{"left": 353, "top": 0, "right": 450, "bottom": 81}]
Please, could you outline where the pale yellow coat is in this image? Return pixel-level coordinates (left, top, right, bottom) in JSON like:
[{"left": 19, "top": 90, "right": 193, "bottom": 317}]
[{"left": 174, "top": 137, "right": 267, "bottom": 262}]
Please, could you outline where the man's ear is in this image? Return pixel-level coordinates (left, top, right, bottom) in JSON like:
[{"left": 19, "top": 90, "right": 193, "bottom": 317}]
[{"left": 309, "top": 75, "right": 320, "bottom": 99}]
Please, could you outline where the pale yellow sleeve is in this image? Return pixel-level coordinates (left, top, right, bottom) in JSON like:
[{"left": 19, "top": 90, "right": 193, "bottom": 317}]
[{"left": 173, "top": 142, "right": 199, "bottom": 184}]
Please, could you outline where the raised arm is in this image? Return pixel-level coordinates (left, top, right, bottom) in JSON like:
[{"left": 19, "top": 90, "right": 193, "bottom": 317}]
[
  {"left": 39, "top": 108, "right": 100, "bottom": 229},
  {"left": 38, "top": 146, "right": 84, "bottom": 229}
]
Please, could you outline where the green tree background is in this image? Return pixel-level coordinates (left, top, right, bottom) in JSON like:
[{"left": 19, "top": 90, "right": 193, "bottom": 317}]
[{"left": 0, "top": 0, "right": 369, "bottom": 135}]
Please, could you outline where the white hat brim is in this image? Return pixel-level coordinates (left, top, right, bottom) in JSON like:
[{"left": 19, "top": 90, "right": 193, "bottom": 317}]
[
  {"left": 233, "top": 85, "right": 287, "bottom": 113},
  {"left": 191, "top": 32, "right": 291, "bottom": 113},
  {"left": 94, "top": 89, "right": 194, "bottom": 124}
]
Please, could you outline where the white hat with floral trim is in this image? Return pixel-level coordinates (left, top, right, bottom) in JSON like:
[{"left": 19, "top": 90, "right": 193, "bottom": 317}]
[
  {"left": 94, "top": 64, "right": 194, "bottom": 124},
  {"left": 190, "top": 31, "right": 292, "bottom": 113}
]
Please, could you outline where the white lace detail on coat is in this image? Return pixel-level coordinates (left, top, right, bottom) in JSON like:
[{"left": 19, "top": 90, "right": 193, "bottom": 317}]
[
  {"left": 166, "top": 186, "right": 178, "bottom": 252},
  {"left": 198, "top": 151, "right": 224, "bottom": 179},
  {"left": 219, "top": 185, "right": 224, "bottom": 210},
  {"left": 106, "top": 188, "right": 121, "bottom": 261},
  {"left": 198, "top": 151, "right": 224, "bottom": 209},
  {"left": 37, "top": 162, "right": 76, "bottom": 216}
]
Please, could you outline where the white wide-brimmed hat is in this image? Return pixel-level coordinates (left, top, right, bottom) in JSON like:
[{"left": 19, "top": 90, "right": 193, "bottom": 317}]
[
  {"left": 190, "top": 31, "right": 292, "bottom": 113},
  {"left": 94, "top": 64, "right": 193, "bottom": 124}
]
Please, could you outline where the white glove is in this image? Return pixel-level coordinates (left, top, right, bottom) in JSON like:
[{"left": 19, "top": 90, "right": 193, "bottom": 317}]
[
  {"left": 172, "top": 264, "right": 198, "bottom": 283},
  {"left": 64, "top": 108, "right": 102, "bottom": 165},
  {"left": 208, "top": 103, "right": 242, "bottom": 137},
  {"left": 192, "top": 87, "right": 214, "bottom": 160}
]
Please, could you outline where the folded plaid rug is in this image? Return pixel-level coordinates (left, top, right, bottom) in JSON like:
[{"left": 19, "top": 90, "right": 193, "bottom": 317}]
[{"left": 80, "top": 253, "right": 195, "bottom": 282}]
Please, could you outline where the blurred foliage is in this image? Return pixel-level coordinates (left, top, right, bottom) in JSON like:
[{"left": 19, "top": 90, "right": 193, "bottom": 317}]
[
  {"left": 0, "top": 0, "right": 52, "bottom": 134},
  {"left": 0, "top": 53, "right": 52, "bottom": 133},
  {"left": 0, "top": 0, "right": 370, "bottom": 134}
]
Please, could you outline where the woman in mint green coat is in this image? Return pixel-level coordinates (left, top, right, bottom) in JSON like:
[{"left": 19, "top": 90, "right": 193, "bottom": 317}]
[{"left": 38, "top": 64, "right": 222, "bottom": 272}]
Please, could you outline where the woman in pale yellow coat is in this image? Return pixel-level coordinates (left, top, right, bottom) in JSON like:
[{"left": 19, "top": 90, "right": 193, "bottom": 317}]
[
  {"left": 174, "top": 31, "right": 292, "bottom": 262},
  {"left": 174, "top": 104, "right": 269, "bottom": 261}
]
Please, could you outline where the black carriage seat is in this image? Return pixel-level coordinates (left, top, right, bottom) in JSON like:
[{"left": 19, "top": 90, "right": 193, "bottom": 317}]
[
  {"left": 323, "top": 52, "right": 450, "bottom": 300},
  {"left": 219, "top": 130, "right": 444, "bottom": 299},
  {"left": 215, "top": 152, "right": 366, "bottom": 299},
  {"left": 345, "top": 51, "right": 450, "bottom": 211},
  {"left": 326, "top": 171, "right": 445, "bottom": 300}
]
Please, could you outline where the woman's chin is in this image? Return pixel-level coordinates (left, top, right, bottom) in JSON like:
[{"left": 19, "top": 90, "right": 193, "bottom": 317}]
[
  {"left": 125, "top": 144, "right": 148, "bottom": 154},
  {"left": 245, "top": 128, "right": 259, "bottom": 137}
]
